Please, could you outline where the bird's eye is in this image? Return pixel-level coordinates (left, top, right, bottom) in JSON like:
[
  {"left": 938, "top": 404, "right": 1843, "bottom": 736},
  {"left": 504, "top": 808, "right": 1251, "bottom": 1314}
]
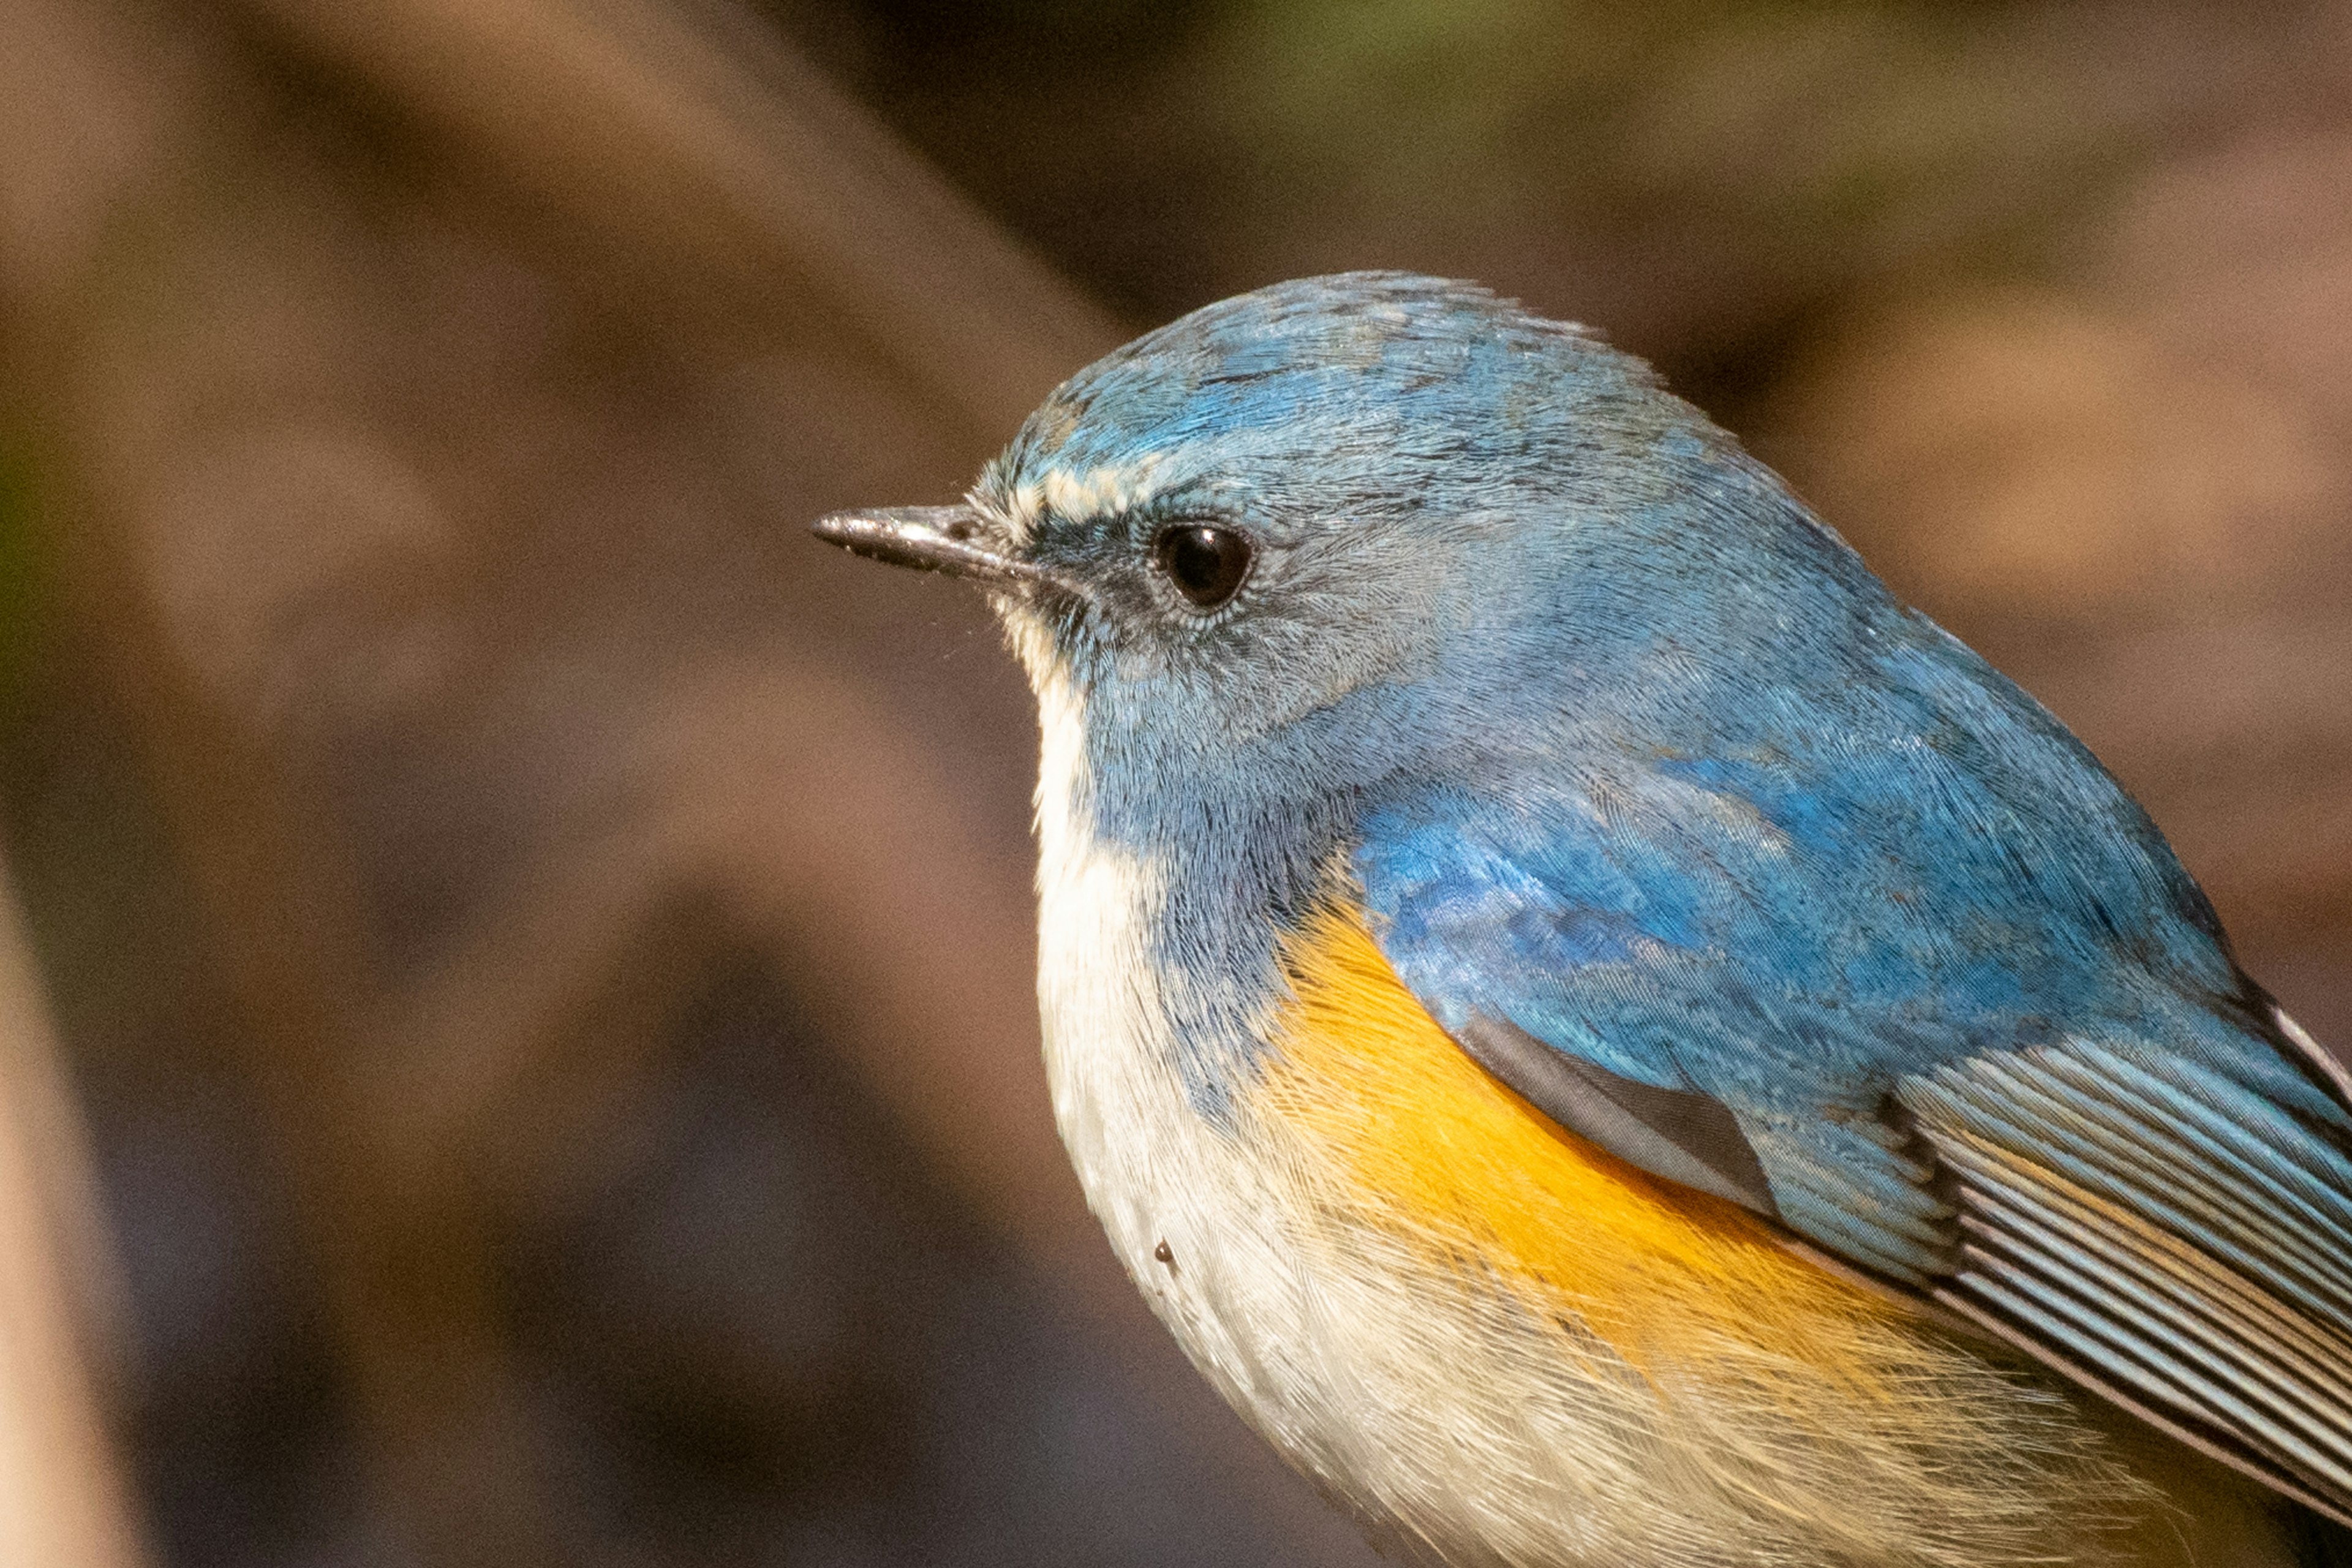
[{"left": 1152, "top": 525, "right": 1253, "bottom": 611}]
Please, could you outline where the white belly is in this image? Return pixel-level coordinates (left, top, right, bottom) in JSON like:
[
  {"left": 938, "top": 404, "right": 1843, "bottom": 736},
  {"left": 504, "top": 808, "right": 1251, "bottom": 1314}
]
[{"left": 1032, "top": 822, "right": 1339, "bottom": 1471}]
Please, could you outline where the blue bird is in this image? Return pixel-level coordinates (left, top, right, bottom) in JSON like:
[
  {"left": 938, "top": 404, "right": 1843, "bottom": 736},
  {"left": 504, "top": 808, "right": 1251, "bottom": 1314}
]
[{"left": 813, "top": 273, "right": 2352, "bottom": 1568}]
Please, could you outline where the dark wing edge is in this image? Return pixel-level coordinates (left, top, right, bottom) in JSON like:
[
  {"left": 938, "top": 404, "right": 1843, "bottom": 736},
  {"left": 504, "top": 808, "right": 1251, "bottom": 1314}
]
[
  {"left": 1455, "top": 1012, "right": 1781, "bottom": 1218},
  {"left": 1902, "top": 1041, "right": 2352, "bottom": 1528},
  {"left": 1449, "top": 1012, "right": 1992, "bottom": 1331}
]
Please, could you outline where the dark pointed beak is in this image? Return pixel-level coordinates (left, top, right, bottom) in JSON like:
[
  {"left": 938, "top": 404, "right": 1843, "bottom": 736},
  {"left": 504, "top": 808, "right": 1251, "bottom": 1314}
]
[{"left": 810, "top": 503, "right": 1063, "bottom": 592}]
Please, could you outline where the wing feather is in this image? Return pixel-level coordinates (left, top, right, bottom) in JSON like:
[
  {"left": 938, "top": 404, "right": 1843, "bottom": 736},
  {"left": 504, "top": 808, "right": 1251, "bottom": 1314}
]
[{"left": 1905, "top": 1045, "right": 2352, "bottom": 1521}]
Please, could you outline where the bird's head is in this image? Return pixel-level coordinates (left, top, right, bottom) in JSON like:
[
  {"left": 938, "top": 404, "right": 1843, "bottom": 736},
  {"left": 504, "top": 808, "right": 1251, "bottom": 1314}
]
[{"left": 816, "top": 273, "right": 1880, "bottom": 829}]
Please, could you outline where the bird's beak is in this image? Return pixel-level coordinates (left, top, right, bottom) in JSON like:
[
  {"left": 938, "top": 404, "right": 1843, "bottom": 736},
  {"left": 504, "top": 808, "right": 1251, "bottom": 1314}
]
[{"left": 810, "top": 503, "right": 1061, "bottom": 592}]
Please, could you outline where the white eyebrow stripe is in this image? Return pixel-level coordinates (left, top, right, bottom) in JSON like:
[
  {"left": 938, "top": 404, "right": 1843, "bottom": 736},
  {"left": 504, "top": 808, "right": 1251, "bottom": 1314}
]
[{"left": 1002, "top": 455, "right": 1174, "bottom": 541}]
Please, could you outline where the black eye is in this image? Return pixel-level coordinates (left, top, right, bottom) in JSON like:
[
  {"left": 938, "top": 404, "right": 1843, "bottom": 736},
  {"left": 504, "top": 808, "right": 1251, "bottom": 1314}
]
[{"left": 1152, "top": 525, "right": 1253, "bottom": 610}]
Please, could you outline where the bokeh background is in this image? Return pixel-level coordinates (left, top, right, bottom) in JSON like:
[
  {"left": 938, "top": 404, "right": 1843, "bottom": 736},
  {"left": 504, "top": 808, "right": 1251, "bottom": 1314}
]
[{"left": 0, "top": 2, "right": 2348, "bottom": 1564}]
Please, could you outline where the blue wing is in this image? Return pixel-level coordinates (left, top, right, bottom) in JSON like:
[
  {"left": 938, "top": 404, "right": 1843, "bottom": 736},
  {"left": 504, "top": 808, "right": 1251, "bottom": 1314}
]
[{"left": 1357, "top": 620, "right": 2352, "bottom": 1521}]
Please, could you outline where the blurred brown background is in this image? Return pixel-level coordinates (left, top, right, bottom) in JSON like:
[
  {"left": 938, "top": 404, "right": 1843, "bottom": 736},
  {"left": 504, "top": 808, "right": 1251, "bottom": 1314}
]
[{"left": 0, "top": 2, "right": 2346, "bottom": 1564}]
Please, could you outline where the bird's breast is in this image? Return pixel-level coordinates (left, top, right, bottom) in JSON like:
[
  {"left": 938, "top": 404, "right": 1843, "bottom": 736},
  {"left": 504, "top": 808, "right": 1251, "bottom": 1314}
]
[{"left": 1026, "top": 701, "right": 2180, "bottom": 1566}]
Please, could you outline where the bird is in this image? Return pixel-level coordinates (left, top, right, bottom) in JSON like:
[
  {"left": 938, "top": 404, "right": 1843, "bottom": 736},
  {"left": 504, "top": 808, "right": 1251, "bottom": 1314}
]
[{"left": 811, "top": 272, "right": 2352, "bottom": 1568}]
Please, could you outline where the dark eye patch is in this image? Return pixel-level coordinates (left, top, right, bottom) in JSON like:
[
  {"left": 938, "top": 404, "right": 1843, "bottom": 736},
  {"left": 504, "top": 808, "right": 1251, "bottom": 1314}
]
[{"left": 1152, "top": 525, "right": 1253, "bottom": 611}]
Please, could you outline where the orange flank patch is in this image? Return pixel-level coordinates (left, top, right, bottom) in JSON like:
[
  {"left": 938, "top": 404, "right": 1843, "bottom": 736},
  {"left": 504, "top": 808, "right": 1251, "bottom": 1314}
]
[{"left": 1260, "top": 900, "right": 1918, "bottom": 1391}]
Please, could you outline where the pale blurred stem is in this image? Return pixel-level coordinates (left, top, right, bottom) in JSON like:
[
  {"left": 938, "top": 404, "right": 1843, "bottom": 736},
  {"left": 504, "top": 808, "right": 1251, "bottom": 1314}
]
[
  {"left": 60, "top": 514, "right": 562, "bottom": 1568},
  {"left": 0, "top": 846, "right": 148, "bottom": 1568}
]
